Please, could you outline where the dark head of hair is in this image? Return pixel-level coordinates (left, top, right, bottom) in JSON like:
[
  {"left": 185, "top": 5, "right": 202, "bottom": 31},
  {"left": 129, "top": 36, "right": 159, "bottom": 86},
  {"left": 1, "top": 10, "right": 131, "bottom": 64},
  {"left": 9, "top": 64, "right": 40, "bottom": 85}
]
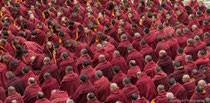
[
  {"left": 199, "top": 50, "right": 206, "bottom": 55},
  {"left": 127, "top": 46, "right": 134, "bottom": 51},
  {"left": 68, "top": 20, "right": 74, "bottom": 25},
  {"left": 105, "top": 24, "right": 110, "bottom": 28},
  {"left": 200, "top": 65, "right": 208, "bottom": 71},
  {"left": 58, "top": 31, "right": 64, "bottom": 37},
  {"left": 66, "top": 66, "right": 73, "bottom": 72},
  {"left": 167, "top": 34, "right": 172, "bottom": 38},
  {"left": 78, "top": 25, "right": 83, "bottom": 30},
  {"left": 158, "top": 24, "right": 163, "bottom": 30},
  {"left": 80, "top": 74, "right": 88, "bottom": 82},
  {"left": 131, "top": 93, "right": 139, "bottom": 100},
  {"left": 54, "top": 43, "right": 60, "bottom": 49},
  {"left": 44, "top": 73, "right": 51, "bottom": 79},
  {"left": 131, "top": 23, "right": 137, "bottom": 28},
  {"left": 2, "top": 30, "right": 9, "bottom": 36},
  {"left": 101, "top": 35, "right": 108, "bottom": 41},
  {"left": 88, "top": 92, "right": 95, "bottom": 100},
  {"left": 157, "top": 35, "right": 163, "bottom": 42},
  {"left": 196, "top": 86, "right": 203, "bottom": 93},
  {"left": 81, "top": 49, "right": 88, "bottom": 54},
  {"left": 173, "top": 62, "right": 180, "bottom": 67},
  {"left": 113, "top": 66, "right": 120, "bottom": 73},
  {"left": 155, "top": 66, "right": 162, "bottom": 72},
  {"left": 177, "top": 48, "right": 183, "bottom": 53},
  {"left": 168, "top": 78, "right": 176, "bottom": 85},
  {"left": 123, "top": 77, "right": 130, "bottom": 85},
  {"left": 144, "top": 28, "right": 150, "bottom": 34},
  {"left": 82, "top": 60, "right": 90, "bottom": 67},
  {"left": 22, "top": 67, "right": 30, "bottom": 73},
  {"left": 10, "top": 60, "right": 18, "bottom": 66},
  {"left": 185, "top": 6, "right": 191, "bottom": 11},
  {"left": 37, "top": 92, "right": 45, "bottom": 99},
  {"left": 140, "top": 40, "right": 146, "bottom": 45},
  {"left": 196, "top": 11, "right": 202, "bottom": 15},
  {"left": 22, "top": 49, "right": 29, "bottom": 54},
  {"left": 31, "top": 30, "right": 38, "bottom": 36}
]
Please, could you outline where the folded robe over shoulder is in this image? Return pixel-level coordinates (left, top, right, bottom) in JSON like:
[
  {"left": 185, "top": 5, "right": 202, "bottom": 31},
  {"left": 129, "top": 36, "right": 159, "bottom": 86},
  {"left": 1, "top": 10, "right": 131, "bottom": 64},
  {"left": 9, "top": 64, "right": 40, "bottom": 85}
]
[{"left": 23, "top": 84, "right": 42, "bottom": 103}]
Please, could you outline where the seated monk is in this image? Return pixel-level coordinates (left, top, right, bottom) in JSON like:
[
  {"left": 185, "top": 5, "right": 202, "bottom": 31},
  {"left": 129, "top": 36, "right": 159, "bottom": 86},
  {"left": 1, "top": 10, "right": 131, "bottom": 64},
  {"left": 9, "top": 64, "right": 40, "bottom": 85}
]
[
  {"left": 76, "top": 49, "right": 92, "bottom": 74},
  {"left": 35, "top": 92, "right": 51, "bottom": 103},
  {"left": 4, "top": 86, "right": 24, "bottom": 103},
  {"left": 127, "top": 46, "right": 145, "bottom": 70},
  {"left": 155, "top": 35, "right": 171, "bottom": 58},
  {"left": 136, "top": 72, "right": 157, "bottom": 101},
  {"left": 152, "top": 85, "right": 168, "bottom": 103},
  {"left": 102, "top": 41, "right": 116, "bottom": 61},
  {"left": 94, "top": 70, "right": 110, "bottom": 102},
  {"left": 200, "top": 66, "right": 210, "bottom": 83},
  {"left": 21, "top": 67, "right": 39, "bottom": 88},
  {"left": 175, "top": 29, "right": 187, "bottom": 49},
  {"left": 198, "top": 80, "right": 210, "bottom": 97},
  {"left": 157, "top": 50, "right": 174, "bottom": 75},
  {"left": 194, "top": 36, "right": 206, "bottom": 51},
  {"left": 0, "top": 86, "right": 6, "bottom": 102},
  {"left": 143, "top": 55, "right": 157, "bottom": 78},
  {"left": 72, "top": 74, "right": 95, "bottom": 103},
  {"left": 194, "top": 50, "right": 210, "bottom": 68},
  {"left": 185, "top": 55, "right": 198, "bottom": 76},
  {"left": 127, "top": 60, "right": 141, "bottom": 84},
  {"left": 184, "top": 38, "right": 198, "bottom": 61},
  {"left": 122, "top": 77, "right": 139, "bottom": 103},
  {"left": 191, "top": 69, "right": 207, "bottom": 84},
  {"left": 112, "top": 66, "right": 127, "bottom": 89},
  {"left": 0, "top": 39, "right": 14, "bottom": 55},
  {"left": 190, "top": 86, "right": 206, "bottom": 103},
  {"left": 81, "top": 61, "right": 96, "bottom": 84},
  {"left": 166, "top": 34, "right": 180, "bottom": 60},
  {"left": 7, "top": 60, "right": 26, "bottom": 78},
  {"left": 132, "top": 33, "right": 142, "bottom": 51},
  {"left": 93, "top": 44, "right": 110, "bottom": 67},
  {"left": 50, "top": 90, "right": 69, "bottom": 103},
  {"left": 95, "top": 55, "right": 113, "bottom": 81},
  {"left": 111, "top": 50, "right": 128, "bottom": 74},
  {"left": 131, "top": 93, "right": 149, "bottom": 103},
  {"left": 58, "top": 52, "right": 76, "bottom": 80},
  {"left": 174, "top": 48, "right": 186, "bottom": 66},
  {"left": 153, "top": 66, "right": 170, "bottom": 91},
  {"left": 104, "top": 83, "right": 128, "bottom": 103},
  {"left": 182, "top": 74, "right": 196, "bottom": 99},
  {"left": 168, "top": 62, "right": 187, "bottom": 84},
  {"left": 23, "top": 77, "right": 42, "bottom": 103},
  {"left": 39, "top": 57, "right": 60, "bottom": 84},
  {"left": 165, "top": 92, "right": 181, "bottom": 103},
  {"left": 168, "top": 78, "right": 187, "bottom": 102},
  {"left": 117, "top": 34, "right": 132, "bottom": 58},
  {"left": 41, "top": 73, "right": 59, "bottom": 99},
  {"left": 6, "top": 71, "right": 25, "bottom": 95},
  {"left": 87, "top": 92, "right": 100, "bottom": 103},
  {"left": 0, "top": 63, "right": 7, "bottom": 88},
  {"left": 60, "top": 66, "right": 80, "bottom": 97},
  {"left": 139, "top": 40, "right": 154, "bottom": 59}
]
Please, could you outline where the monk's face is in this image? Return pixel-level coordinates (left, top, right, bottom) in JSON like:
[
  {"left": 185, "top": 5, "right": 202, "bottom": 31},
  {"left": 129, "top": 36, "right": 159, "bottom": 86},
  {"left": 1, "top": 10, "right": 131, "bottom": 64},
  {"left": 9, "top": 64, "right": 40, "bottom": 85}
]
[
  {"left": 128, "top": 13, "right": 133, "bottom": 18},
  {"left": 1, "top": 7, "right": 6, "bottom": 12},
  {"left": 98, "top": 13, "right": 103, "bottom": 18}
]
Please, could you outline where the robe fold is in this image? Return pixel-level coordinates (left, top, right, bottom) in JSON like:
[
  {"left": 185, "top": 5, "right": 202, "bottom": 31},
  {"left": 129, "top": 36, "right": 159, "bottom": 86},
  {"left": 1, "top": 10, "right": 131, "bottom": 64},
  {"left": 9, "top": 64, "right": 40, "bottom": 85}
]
[
  {"left": 112, "top": 71, "right": 127, "bottom": 89},
  {"left": 0, "top": 87, "right": 6, "bottom": 102},
  {"left": 23, "top": 84, "right": 42, "bottom": 103},
  {"left": 4, "top": 92, "right": 24, "bottom": 103},
  {"left": 81, "top": 66, "right": 96, "bottom": 84},
  {"left": 111, "top": 55, "right": 128, "bottom": 74},
  {"left": 95, "top": 60, "right": 113, "bottom": 81},
  {"left": 183, "top": 81, "right": 196, "bottom": 99},
  {"left": 0, "top": 64, "right": 7, "bottom": 88},
  {"left": 168, "top": 83, "right": 188, "bottom": 102},
  {"left": 153, "top": 90, "right": 168, "bottom": 103},
  {"left": 158, "top": 55, "right": 174, "bottom": 75},
  {"left": 189, "top": 92, "right": 206, "bottom": 103},
  {"left": 6, "top": 77, "right": 25, "bottom": 95},
  {"left": 122, "top": 83, "right": 139, "bottom": 103},
  {"left": 104, "top": 88, "right": 128, "bottom": 103},
  {"left": 153, "top": 71, "right": 170, "bottom": 90},
  {"left": 168, "top": 67, "right": 187, "bottom": 84},
  {"left": 127, "top": 66, "right": 141, "bottom": 84}
]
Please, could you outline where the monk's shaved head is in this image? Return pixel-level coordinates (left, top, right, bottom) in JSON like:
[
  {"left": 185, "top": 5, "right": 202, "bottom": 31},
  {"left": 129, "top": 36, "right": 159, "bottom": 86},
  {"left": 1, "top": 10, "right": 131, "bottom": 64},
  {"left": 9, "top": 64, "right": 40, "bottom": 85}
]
[
  {"left": 123, "top": 77, "right": 130, "bottom": 85},
  {"left": 97, "top": 44, "right": 103, "bottom": 50},
  {"left": 166, "top": 92, "right": 174, "bottom": 100},
  {"left": 6, "top": 71, "right": 14, "bottom": 79},
  {"left": 176, "top": 29, "right": 182, "bottom": 35},
  {"left": 136, "top": 72, "right": 142, "bottom": 77},
  {"left": 96, "top": 70, "right": 103, "bottom": 78},
  {"left": 113, "top": 66, "right": 120, "bottom": 73},
  {"left": 155, "top": 66, "right": 162, "bottom": 72},
  {"left": 194, "top": 35, "right": 200, "bottom": 41},
  {"left": 127, "top": 46, "right": 134, "bottom": 51},
  {"left": 192, "top": 25, "right": 197, "bottom": 30},
  {"left": 186, "top": 55, "right": 193, "bottom": 61},
  {"left": 8, "top": 86, "right": 16, "bottom": 93},
  {"left": 169, "top": 78, "right": 176, "bottom": 85},
  {"left": 182, "top": 74, "right": 190, "bottom": 83},
  {"left": 62, "top": 52, "right": 69, "bottom": 58},
  {"left": 102, "top": 41, "right": 108, "bottom": 46},
  {"left": 121, "top": 34, "right": 127, "bottom": 40},
  {"left": 114, "top": 50, "right": 120, "bottom": 56},
  {"left": 129, "top": 60, "right": 137, "bottom": 67},
  {"left": 87, "top": 92, "right": 95, "bottom": 100},
  {"left": 80, "top": 74, "right": 88, "bottom": 82},
  {"left": 98, "top": 54, "right": 105, "bottom": 61},
  {"left": 204, "top": 97, "right": 210, "bottom": 103},
  {"left": 44, "top": 73, "right": 51, "bottom": 79},
  {"left": 81, "top": 48, "right": 88, "bottom": 55},
  {"left": 196, "top": 86, "right": 204, "bottom": 93},
  {"left": 187, "top": 38, "right": 195, "bottom": 45},
  {"left": 28, "top": 77, "right": 36, "bottom": 84},
  {"left": 66, "top": 66, "right": 73, "bottom": 72},
  {"left": 11, "top": 100, "right": 18, "bottom": 103},
  {"left": 198, "top": 80, "right": 207, "bottom": 88},
  {"left": 134, "top": 33, "right": 140, "bottom": 38},
  {"left": 37, "top": 92, "right": 45, "bottom": 99},
  {"left": 66, "top": 99, "right": 74, "bottom": 103},
  {"left": 110, "top": 83, "right": 118, "bottom": 92},
  {"left": 157, "top": 85, "right": 165, "bottom": 92},
  {"left": 131, "top": 93, "right": 139, "bottom": 100},
  {"left": 191, "top": 69, "right": 197, "bottom": 74},
  {"left": 43, "top": 57, "right": 51, "bottom": 63},
  {"left": 145, "top": 55, "right": 152, "bottom": 62}
]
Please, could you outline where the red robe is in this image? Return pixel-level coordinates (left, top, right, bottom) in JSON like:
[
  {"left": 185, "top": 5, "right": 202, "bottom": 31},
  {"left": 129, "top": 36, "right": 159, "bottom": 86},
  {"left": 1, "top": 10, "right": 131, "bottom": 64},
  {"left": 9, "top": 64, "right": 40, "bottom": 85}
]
[
  {"left": 184, "top": 61, "right": 197, "bottom": 76},
  {"left": 174, "top": 53, "right": 186, "bottom": 66},
  {"left": 157, "top": 55, "right": 174, "bottom": 75},
  {"left": 112, "top": 71, "right": 127, "bottom": 89},
  {"left": 168, "top": 83, "right": 188, "bottom": 102},
  {"left": 117, "top": 40, "right": 132, "bottom": 58},
  {"left": 167, "top": 38, "right": 180, "bottom": 59},
  {"left": 4, "top": 92, "right": 24, "bottom": 103},
  {"left": 204, "top": 85, "right": 210, "bottom": 97},
  {"left": 76, "top": 54, "right": 92, "bottom": 74},
  {"left": 177, "top": 12, "right": 189, "bottom": 25},
  {"left": 0, "top": 42, "right": 14, "bottom": 55},
  {"left": 194, "top": 56, "right": 209, "bottom": 68},
  {"left": 6, "top": 77, "right": 25, "bottom": 95},
  {"left": 95, "top": 60, "right": 113, "bottom": 80},
  {"left": 0, "top": 87, "right": 6, "bottom": 102},
  {"left": 41, "top": 77, "right": 60, "bottom": 99},
  {"left": 21, "top": 71, "right": 40, "bottom": 88},
  {"left": 194, "top": 40, "right": 206, "bottom": 51},
  {"left": 35, "top": 98, "right": 51, "bottom": 103},
  {"left": 81, "top": 66, "right": 96, "bottom": 84},
  {"left": 168, "top": 67, "right": 187, "bottom": 84},
  {"left": 50, "top": 91, "right": 69, "bottom": 103},
  {"left": 155, "top": 41, "right": 171, "bottom": 58},
  {"left": 30, "top": 30, "right": 46, "bottom": 46},
  {"left": 87, "top": 98, "right": 100, "bottom": 103},
  {"left": 111, "top": 55, "right": 129, "bottom": 74},
  {"left": 189, "top": 92, "right": 206, "bottom": 103},
  {"left": 23, "top": 84, "right": 42, "bottom": 103},
  {"left": 104, "top": 88, "right": 128, "bottom": 103},
  {"left": 139, "top": 44, "right": 154, "bottom": 58},
  {"left": 132, "top": 37, "right": 142, "bottom": 51},
  {"left": 134, "top": 97, "right": 149, "bottom": 103},
  {"left": 93, "top": 49, "right": 110, "bottom": 67},
  {"left": 23, "top": 41, "right": 43, "bottom": 54},
  {"left": 104, "top": 43, "right": 116, "bottom": 61},
  {"left": 122, "top": 83, "right": 139, "bottom": 103},
  {"left": 60, "top": 71, "right": 80, "bottom": 97},
  {"left": 72, "top": 80, "right": 95, "bottom": 103},
  {"left": 94, "top": 76, "right": 110, "bottom": 102},
  {"left": 136, "top": 73, "right": 157, "bottom": 101},
  {"left": 143, "top": 61, "right": 157, "bottom": 78},
  {"left": 191, "top": 71, "right": 207, "bottom": 84},
  {"left": 127, "top": 49, "right": 145, "bottom": 70},
  {"left": 176, "top": 35, "right": 187, "bottom": 49},
  {"left": 202, "top": 68, "right": 210, "bottom": 83},
  {"left": 153, "top": 90, "right": 168, "bottom": 103},
  {"left": 153, "top": 71, "right": 170, "bottom": 90},
  {"left": 183, "top": 81, "right": 196, "bottom": 99},
  {"left": 0, "top": 64, "right": 7, "bottom": 88},
  {"left": 127, "top": 66, "right": 141, "bottom": 84}
]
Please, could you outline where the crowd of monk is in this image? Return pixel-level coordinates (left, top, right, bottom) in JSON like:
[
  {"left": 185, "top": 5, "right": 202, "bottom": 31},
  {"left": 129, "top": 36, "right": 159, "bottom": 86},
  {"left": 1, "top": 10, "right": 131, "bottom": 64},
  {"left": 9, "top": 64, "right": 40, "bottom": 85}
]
[{"left": 0, "top": 0, "right": 209, "bottom": 103}]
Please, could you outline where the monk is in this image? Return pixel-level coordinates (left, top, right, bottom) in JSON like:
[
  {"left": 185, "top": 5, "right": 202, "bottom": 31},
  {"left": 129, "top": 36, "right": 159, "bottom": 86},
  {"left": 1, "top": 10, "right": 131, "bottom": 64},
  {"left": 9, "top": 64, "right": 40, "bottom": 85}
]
[
  {"left": 153, "top": 66, "right": 170, "bottom": 90},
  {"left": 76, "top": 49, "right": 92, "bottom": 74},
  {"left": 21, "top": 67, "right": 39, "bottom": 88},
  {"left": 60, "top": 66, "right": 80, "bottom": 97},
  {"left": 165, "top": 92, "right": 181, "bottom": 103},
  {"left": 0, "top": 39, "right": 14, "bottom": 55},
  {"left": 197, "top": 80, "right": 210, "bottom": 98},
  {"left": 127, "top": 46, "right": 145, "bottom": 70},
  {"left": 93, "top": 44, "right": 110, "bottom": 67},
  {"left": 50, "top": 90, "right": 70, "bottom": 103},
  {"left": 185, "top": 38, "right": 199, "bottom": 60},
  {"left": 136, "top": 72, "right": 157, "bottom": 101},
  {"left": 23, "top": 77, "right": 42, "bottom": 103},
  {"left": 168, "top": 78, "right": 187, "bottom": 102},
  {"left": 72, "top": 74, "right": 95, "bottom": 103},
  {"left": 81, "top": 61, "right": 96, "bottom": 84},
  {"left": 157, "top": 50, "right": 174, "bottom": 75},
  {"left": 168, "top": 62, "right": 187, "bottom": 84},
  {"left": 132, "top": 33, "right": 142, "bottom": 51},
  {"left": 182, "top": 74, "right": 196, "bottom": 99},
  {"left": 111, "top": 50, "right": 128, "bottom": 74},
  {"left": 194, "top": 36, "right": 206, "bottom": 51},
  {"left": 191, "top": 69, "right": 207, "bottom": 84},
  {"left": 39, "top": 57, "right": 60, "bottom": 84},
  {"left": 190, "top": 86, "right": 206, "bottom": 103},
  {"left": 174, "top": 48, "right": 186, "bottom": 66},
  {"left": 194, "top": 50, "right": 209, "bottom": 68},
  {"left": 200, "top": 66, "right": 210, "bottom": 83},
  {"left": 95, "top": 55, "right": 113, "bottom": 81},
  {"left": 127, "top": 60, "right": 141, "bottom": 84},
  {"left": 175, "top": 29, "right": 187, "bottom": 49},
  {"left": 152, "top": 85, "right": 168, "bottom": 103},
  {"left": 185, "top": 55, "right": 198, "bottom": 75},
  {"left": 4, "top": 86, "right": 24, "bottom": 103},
  {"left": 30, "top": 30, "right": 46, "bottom": 46},
  {"left": 131, "top": 93, "right": 149, "bottom": 103},
  {"left": 35, "top": 92, "right": 51, "bottom": 103},
  {"left": 6, "top": 71, "right": 25, "bottom": 95},
  {"left": 104, "top": 83, "right": 128, "bottom": 103},
  {"left": 41, "top": 73, "right": 59, "bottom": 99},
  {"left": 94, "top": 70, "right": 110, "bottom": 102},
  {"left": 87, "top": 92, "right": 100, "bottom": 103},
  {"left": 117, "top": 34, "right": 132, "bottom": 58},
  {"left": 142, "top": 28, "right": 156, "bottom": 49},
  {"left": 139, "top": 40, "right": 154, "bottom": 58},
  {"left": 143, "top": 55, "right": 157, "bottom": 78},
  {"left": 0, "top": 63, "right": 7, "bottom": 88},
  {"left": 166, "top": 34, "right": 180, "bottom": 59},
  {"left": 122, "top": 77, "right": 139, "bottom": 103},
  {"left": 155, "top": 35, "right": 171, "bottom": 58},
  {"left": 0, "top": 86, "right": 6, "bottom": 102},
  {"left": 112, "top": 66, "right": 127, "bottom": 89}
]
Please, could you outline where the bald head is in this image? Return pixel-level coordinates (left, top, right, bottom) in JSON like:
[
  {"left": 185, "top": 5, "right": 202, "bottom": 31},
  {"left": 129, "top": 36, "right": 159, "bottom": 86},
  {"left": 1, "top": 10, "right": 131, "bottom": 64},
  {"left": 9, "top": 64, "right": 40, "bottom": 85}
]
[
  {"left": 97, "top": 44, "right": 103, "bottom": 50},
  {"left": 166, "top": 92, "right": 174, "bottom": 100},
  {"left": 96, "top": 70, "right": 103, "bottom": 78},
  {"left": 110, "top": 83, "right": 118, "bottom": 92},
  {"left": 28, "top": 77, "right": 36, "bottom": 84},
  {"left": 114, "top": 50, "right": 120, "bottom": 56},
  {"left": 121, "top": 34, "right": 127, "bottom": 40},
  {"left": 187, "top": 38, "right": 195, "bottom": 45},
  {"left": 136, "top": 72, "right": 142, "bottom": 77},
  {"left": 204, "top": 97, "right": 210, "bottom": 103},
  {"left": 159, "top": 50, "right": 167, "bottom": 57},
  {"left": 37, "top": 92, "right": 45, "bottom": 99},
  {"left": 198, "top": 80, "right": 207, "bottom": 88},
  {"left": 182, "top": 74, "right": 190, "bottom": 83},
  {"left": 43, "top": 57, "right": 51, "bottom": 63},
  {"left": 8, "top": 86, "right": 16, "bottom": 93},
  {"left": 157, "top": 85, "right": 165, "bottom": 92},
  {"left": 81, "top": 48, "right": 88, "bottom": 55},
  {"left": 185, "top": 55, "right": 193, "bottom": 61},
  {"left": 134, "top": 33, "right": 140, "bottom": 38},
  {"left": 98, "top": 54, "right": 105, "bottom": 61},
  {"left": 145, "top": 55, "right": 152, "bottom": 62},
  {"left": 6, "top": 71, "right": 14, "bottom": 79},
  {"left": 176, "top": 29, "right": 182, "bottom": 35},
  {"left": 44, "top": 72, "right": 51, "bottom": 79},
  {"left": 129, "top": 60, "right": 137, "bottom": 67}
]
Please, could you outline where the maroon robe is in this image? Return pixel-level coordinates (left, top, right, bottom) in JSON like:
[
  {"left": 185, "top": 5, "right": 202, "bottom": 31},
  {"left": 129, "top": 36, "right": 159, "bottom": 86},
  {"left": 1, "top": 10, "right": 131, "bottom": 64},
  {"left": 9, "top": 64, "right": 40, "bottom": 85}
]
[
  {"left": 155, "top": 41, "right": 171, "bottom": 58},
  {"left": 95, "top": 59, "right": 113, "bottom": 80},
  {"left": 122, "top": 83, "right": 139, "bottom": 103},
  {"left": 81, "top": 66, "right": 96, "bottom": 84},
  {"left": 111, "top": 55, "right": 129, "bottom": 74},
  {"left": 127, "top": 66, "right": 141, "bottom": 84},
  {"left": 60, "top": 71, "right": 80, "bottom": 97},
  {"left": 204, "top": 85, "right": 210, "bottom": 97},
  {"left": 23, "top": 41, "right": 43, "bottom": 54},
  {"left": 50, "top": 90, "right": 69, "bottom": 103},
  {"left": 6, "top": 77, "right": 25, "bottom": 95},
  {"left": 202, "top": 68, "right": 210, "bottom": 83},
  {"left": 23, "top": 84, "right": 42, "bottom": 103},
  {"left": 175, "top": 35, "right": 187, "bottom": 49},
  {"left": 30, "top": 30, "right": 46, "bottom": 46},
  {"left": 136, "top": 73, "right": 157, "bottom": 101},
  {"left": 0, "top": 42, "right": 14, "bottom": 55},
  {"left": 0, "top": 64, "right": 7, "bottom": 88},
  {"left": 132, "top": 37, "right": 142, "bottom": 51},
  {"left": 168, "top": 83, "right": 188, "bottom": 102},
  {"left": 191, "top": 71, "right": 207, "bottom": 84},
  {"left": 167, "top": 38, "right": 180, "bottom": 59},
  {"left": 153, "top": 71, "right": 170, "bottom": 91},
  {"left": 195, "top": 56, "right": 209, "bottom": 68},
  {"left": 174, "top": 53, "right": 186, "bottom": 66},
  {"left": 184, "top": 45, "right": 198, "bottom": 60},
  {"left": 183, "top": 81, "right": 196, "bottom": 99},
  {"left": 117, "top": 40, "right": 132, "bottom": 58},
  {"left": 0, "top": 87, "right": 6, "bottom": 102},
  {"left": 4, "top": 92, "right": 24, "bottom": 103},
  {"left": 153, "top": 90, "right": 168, "bottom": 103},
  {"left": 185, "top": 61, "right": 198, "bottom": 76},
  {"left": 76, "top": 54, "right": 92, "bottom": 74},
  {"left": 72, "top": 80, "right": 95, "bottom": 103},
  {"left": 139, "top": 44, "right": 154, "bottom": 58},
  {"left": 104, "top": 88, "right": 128, "bottom": 103},
  {"left": 168, "top": 67, "right": 187, "bottom": 84},
  {"left": 194, "top": 40, "right": 206, "bottom": 51},
  {"left": 41, "top": 77, "right": 60, "bottom": 99},
  {"left": 93, "top": 49, "right": 110, "bottom": 67},
  {"left": 177, "top": 12, "right": 189, "bottom": 25},
  {"left": 21, "top": 71, "right": 39, "bottom": 88},
  {"left": 35, "top": 98, "right": 51, "bottom": 103},
  {"left": 189, "top": 92, "right": 206, "bottom": 103},
  {"left": 94, "top": 76, "right": 110, "bottom": 102},
  {"left": 157, "top": 55, "right": 174, "bottom": 75},
  {"left": 143, "top": 61, "right": 157, "bottom": 78},
  {"left": 112, "top": 71, "right": 127, "bottom": 89},
  {"left": 134, "top": 97, "right": 149, "bottom": 103},
  {"left": 127, "top": 49, "right": 145, "bottom": 70}
]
